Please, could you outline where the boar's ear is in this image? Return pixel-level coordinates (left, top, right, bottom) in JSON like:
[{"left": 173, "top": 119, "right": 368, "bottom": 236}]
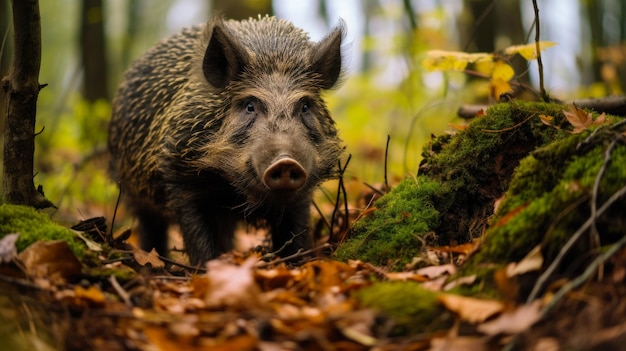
[
  {"left": 310, "top": 20, "right": 345, "bottom": 90},
  {"left": 203, "top": 18, "right": 248, "bottom": 89}
]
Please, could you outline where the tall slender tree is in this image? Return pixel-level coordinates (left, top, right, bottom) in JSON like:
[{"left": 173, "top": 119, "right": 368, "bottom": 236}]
[{"left": 2, "top": 0, "right": 52, "bottom": 208}]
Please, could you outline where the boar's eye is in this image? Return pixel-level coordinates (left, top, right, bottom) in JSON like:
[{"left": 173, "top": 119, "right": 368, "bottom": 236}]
[
  {"left": 246, "top": 102, "right": 255, "bottom": 113},
  {"left": 302, "top": 104, "right": 309, "bottom": 113}
]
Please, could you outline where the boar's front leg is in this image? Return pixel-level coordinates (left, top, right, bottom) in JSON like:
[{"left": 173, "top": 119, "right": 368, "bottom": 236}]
[
  {"left": 173, "top": 197, "right": 237, "bottom": 265},
  {"left": 270, "top": 198, "right": 313, "bottom": 259}
]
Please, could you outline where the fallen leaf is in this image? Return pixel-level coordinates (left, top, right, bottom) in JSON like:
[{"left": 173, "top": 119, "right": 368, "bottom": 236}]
[
  {"left": 438, "top": 294, "right": 504, "bottom": 324},
  {"left": 431, "top": 241, "right": 480, "bottom": 256},
  {"left": 494, "top": 203, "right": 529, "bottom": 227},
  {"left": 538, "top": 114, "right": 554, "bottom": 126},
  {"left": 477, "top": 300, "right": 542, "bottom": 335},
  {"left": 385, "top": 271, "right": 429, "bottom": 282},
  {"left": 133, "top": 247, "right": 165, "bottom": 269},
  {"left": 443, "top": 274, "right": 477, "bottom": 291},
  {"left": 448, "top": 122, "right": 469, "bottom": 131},
  {"left": 74, "top": 285, "right": 107, "bottom": 307},
  {"left": 494, "top": 268, "right": 520, "bottom": 302},
  {"left": 18, "top": 240, "right": 82, "bottom": 285},
  {"left": 563, "top": 104, "right": 592, "bottom": 133},
  {"left": 416, "top": 264, "right": 457, "bottom": 279},
  {"left": 429, "top": 336, "right": 488, "bottom": 351},
  {"left": 532, "top": 338, "right": 560, "bottom": 351},
  {"left": 507, "top": 245, "right": 543, "bottom": 277},
  {"left": 0, "top": 233, "right": 19, "bottom": 263},
  {"left": 198, "top": 257, "right": 263, "bottom": 310}
]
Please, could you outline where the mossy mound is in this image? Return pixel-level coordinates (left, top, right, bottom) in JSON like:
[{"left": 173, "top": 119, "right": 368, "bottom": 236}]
[
  {"left": 336, "top": 102, "right": 615, "bottom": 269},
  {"left": 354, "top": 281, "right": 452, "bottom": 335},
  {"left": 472, "top": 120, "right": 626, "bottom": 270},
  {"left": 0, "top": 204, "right": 85, "bottom": 257},
  {"left": 334, "top": 176, "right": 447, "bottom": 266}
]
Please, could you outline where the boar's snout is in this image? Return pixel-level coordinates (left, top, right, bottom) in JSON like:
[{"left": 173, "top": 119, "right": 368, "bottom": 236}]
[{"left": 263, "top": 157, "right": 307, "bottom": 191}]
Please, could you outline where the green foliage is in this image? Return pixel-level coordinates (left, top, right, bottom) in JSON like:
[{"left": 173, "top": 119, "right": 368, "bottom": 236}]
[
  {"left": 355, "top": 281, "right": 451, "bottom": 335},
  {"left": 34, "top": 97, "right": 118, "bottom": 212},
  {"left": 334, "top": 176, "right": 447, "bottom": 268},
  {"left": 0, "top": 204, "right": 85, "bottom": 257}
]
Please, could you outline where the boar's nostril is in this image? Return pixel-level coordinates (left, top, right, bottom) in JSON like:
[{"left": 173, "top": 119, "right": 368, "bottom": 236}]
[{"left": 263, "top": 158, "right": 307, "bottom": 190}]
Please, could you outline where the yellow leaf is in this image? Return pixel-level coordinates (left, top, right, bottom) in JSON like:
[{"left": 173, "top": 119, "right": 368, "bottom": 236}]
[
  {"left": 490, "top": 78, "right": 512, "bottom": 100},
  {"left": 448, "top": 122, "right": 469, "bottom": 131},
  {"left": 422, "top": 50, "right": 492, "bottom": 71},
  {"left": 504, "top": 41, "right": 557, "bottom": 60},
  {"left": 474, "top": 60, "right": 495, "bottom": 75},
  {"left": 538, "top": 114, "right": 554, "bottom": 126},
  {"left": 492, "top": 61, "right": 515, "bottom": 81}
]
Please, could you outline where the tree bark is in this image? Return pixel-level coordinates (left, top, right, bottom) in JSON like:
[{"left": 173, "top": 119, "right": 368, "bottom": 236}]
[{"left": 2, "top": 0, "right": 52, "bottom": 208}]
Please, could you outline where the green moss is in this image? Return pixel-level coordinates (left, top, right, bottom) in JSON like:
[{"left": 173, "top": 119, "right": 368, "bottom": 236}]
[
  {"left": 334, "top": 176, "right": 447, "bottom": 268},
  {"left": 474, "top": 119, "right": 626, "bottom": 265},
  {"left": 0, "top": 204, "right": 85, "bottom": 257},
  {"left": 355, "top": 281, "right": 451, "bottom": 335},
  {"left": 84, "top": 265, "right": 136, "bottom": 282},
  {"left": 339, "top": 102, "right": 576, "bottom": 269}
]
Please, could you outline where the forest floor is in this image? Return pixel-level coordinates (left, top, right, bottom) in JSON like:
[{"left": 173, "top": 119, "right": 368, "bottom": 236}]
[{"left": 1, "top": 101, "right": 626, "bottom": 351}]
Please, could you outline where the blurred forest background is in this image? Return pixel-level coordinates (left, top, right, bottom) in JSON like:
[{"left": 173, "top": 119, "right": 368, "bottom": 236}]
[{"left": 1, "top": 0, "right": 625, "bottom": 224}]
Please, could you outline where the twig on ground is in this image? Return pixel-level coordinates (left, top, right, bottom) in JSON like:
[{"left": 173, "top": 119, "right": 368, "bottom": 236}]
[
  {"left": 541, "top": 232, "right": 626, "bottom": 317},
  {"left": 257, "top": 243, "right": 331, "bottom": 268},
  {"left": 109, "top": 275, "right": 132, "bottom": 306},
  {"left": 527, "top": 183, "right": 626, "bottom": 303},
  {"left": 589, "top": 139, "right": 619, "bottom": 252}
]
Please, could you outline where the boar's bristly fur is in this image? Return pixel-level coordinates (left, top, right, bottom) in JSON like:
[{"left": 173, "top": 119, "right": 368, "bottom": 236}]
[{"left": 108, "top": 16, "right": 345, "bottom": 265}]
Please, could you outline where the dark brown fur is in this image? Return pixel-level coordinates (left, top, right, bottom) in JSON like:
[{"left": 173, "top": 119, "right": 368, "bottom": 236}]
[{"left": 108, "top": 16, "right": 345, "bottom": 264}]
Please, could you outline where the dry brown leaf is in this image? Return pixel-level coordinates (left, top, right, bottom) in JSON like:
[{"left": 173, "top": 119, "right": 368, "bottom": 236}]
[
  {"left": 255, "top": 265, "right": 297, "bottom": 290},
  {"left": 422, "top": 275, "right": 449, "bottom": 291},
  {"left": 199, "top": 257, "right": 263, "bottom": 310},
  {"left": 494, "top": 268, "right": 520, "bottom": 302},
  {"left": 133, "top": 247, "right": 165, "bottom": 269},
  {"left": 563, "top": 104, "right": 592, "bottom": 133},
  {"left": 448, "top": 122, "right": 469, "bottom": 131},
  {"left": 385, "top": 271, "right": 429, "bottom": 282},
  {"left": 18, "top": 240, "right": 82, "bottom": 285},
  {"left": 74, "top": 285, "right": 107, "bottom": 307},
  {"left": 438, "top": 294, "right": 504, "bottom": 324},
  {"left": 416, "top": 264, "right": 457, "bottom": 279},
  {"left": 431, "top": 241, "right": 481, "bottom": 256},
  {"left": 477, "top": 300, "right": 542, "bottom": 335},
  {"left": 429, "top": 336, "right": 488, "bottom": 351},
  {"left": 507, "top": 245, "right": 544, "bottom": 277},
  {"left": 443, "top": 274, "right": 477, "bottom": 291},
  {"left": 562, "top": 105, "right": 608, "bottom": 134},
  {"left": 494, "top": 203, "right": 529, "bottom": 227}
]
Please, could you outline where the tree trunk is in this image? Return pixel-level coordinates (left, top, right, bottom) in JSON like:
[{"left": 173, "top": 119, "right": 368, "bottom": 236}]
[
  {"left": 2, "top": 0, "right": 52, "bottom": 208},
  {"left": 80, "top": 0, "right": 109, "bottom": 102}
]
